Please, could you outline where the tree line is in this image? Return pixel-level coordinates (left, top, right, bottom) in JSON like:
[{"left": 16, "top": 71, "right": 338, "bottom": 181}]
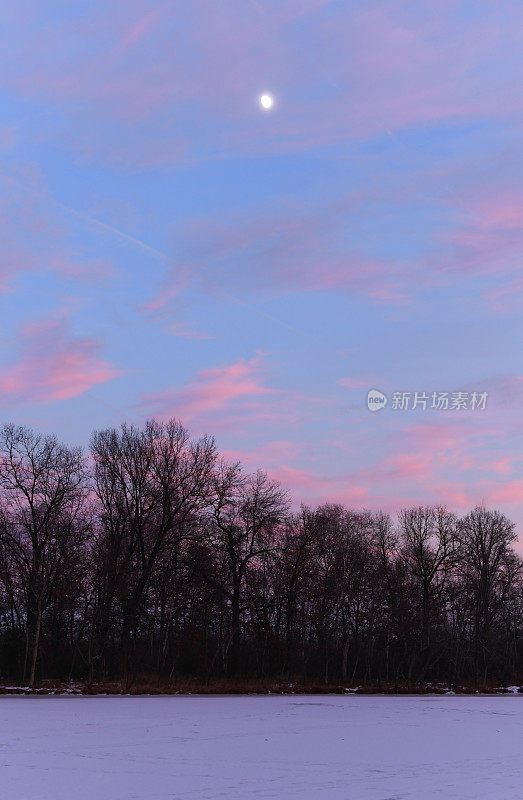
[{"left": 0, "top": 420, "right": 521, "bottom": 689}]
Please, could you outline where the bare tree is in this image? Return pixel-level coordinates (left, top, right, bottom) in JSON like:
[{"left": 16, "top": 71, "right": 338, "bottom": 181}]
[
  {"left": 398, "top": 506, "right": 460, "bottom": 679},
  {"left": 90, "top": 418, "right": 216, "bottom": 683},
  {"left": 272, "top": 507, "right": 317, "bottom": 678},
  {"left": 0, "top": 424, "right": 87, "bottom": 685},
  {"left": 458, "top": 506, "right": 520, "bottom": 686},
  {"left": 0, "top": 419, "right": 521, "bottom": 690},
  {"left": 198, "top": 465, "right": 289, "bottom": 673}
]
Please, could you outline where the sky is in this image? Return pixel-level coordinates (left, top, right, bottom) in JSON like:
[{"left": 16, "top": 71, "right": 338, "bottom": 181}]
[{"left": 0, "top": 1, "right": 522, "bottom": 536}]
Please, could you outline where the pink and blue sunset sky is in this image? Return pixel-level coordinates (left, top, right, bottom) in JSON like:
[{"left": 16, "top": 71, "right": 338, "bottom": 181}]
[{"left": 1, "top": 1, "right": 522, "bottom": 536}]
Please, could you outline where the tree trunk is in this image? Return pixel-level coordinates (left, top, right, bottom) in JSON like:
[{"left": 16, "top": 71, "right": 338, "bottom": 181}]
[
  {"left": 28, "top": 596, "right": 42, "bottom": 687},
  {"left": 230, "top": 586, "right": 241, "bottom": 674}
]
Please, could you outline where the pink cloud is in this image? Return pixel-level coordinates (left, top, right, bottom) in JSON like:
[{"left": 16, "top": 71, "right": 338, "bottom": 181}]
[
  {"left": 116, "top": 7, "right": 167, "bottom": 54},
  {"left": 0, "top": 316, "right": 120, "bottom": 404},
  {"left": 338, "top": 377, "right": 369, "bottom": 389},
  {"left": 347, "top": 412, "right": 522, "bottom": 519},
  {"left": 433, "top": 173, "right": 523, "bottom": 304},
  {"left": 138, "top": 354, "right": 323, "bottom": 434},
  {"left": 139, "top": 356, "right": 275, "bottom": 424},
  {"left": 385, "top": 452, "right": 434, "bottom": 481},
  {"left": 221, "top": 440, "right": 302, "bottom": 467},
  {"left": 444, "top": 189, "right": 523, "bottom": 278},
  {"left": 140, "top": 285, "right": 182, "bottom": 316},
  {"left": 164, "top": 322, "right": 213, "bottom": 340},
  {"left": 51, "top": 253, "right": 116, "bottom": 284},
  {"left": 491, "top": 458, "right": 515, "bottom": 475},
  {"left": 486, "top": 480, "right": 523, "bottom": 506},
  {"left": 270, "top": 464, "right": 370, "bottom": 508},
  {"left": 398, "top": 421, "right": 465, "bottom": 453},
  {"left": 141, "top": 202, "right": 408, "bottom": 309},
  {"left": 484, "top": 276, "right": 523, "bottom": 311},
  {"left": 0, "top": 167, "right": 117, "bottom": 292},
  {"left": 5, "top": 1, "right": 521, "bottom": 164},
  {"left": 428, "top": 481, "right": 472, "bottom": 510}
]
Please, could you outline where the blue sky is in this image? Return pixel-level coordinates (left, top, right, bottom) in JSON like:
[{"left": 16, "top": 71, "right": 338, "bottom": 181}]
[{"left": 0, "top": 0, "right": 522, "bottom": 534}]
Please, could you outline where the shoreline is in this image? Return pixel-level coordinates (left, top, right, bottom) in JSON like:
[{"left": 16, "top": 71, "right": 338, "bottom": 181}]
[{"left": 1, "top": 682, "right": 521, "bottom": 697}]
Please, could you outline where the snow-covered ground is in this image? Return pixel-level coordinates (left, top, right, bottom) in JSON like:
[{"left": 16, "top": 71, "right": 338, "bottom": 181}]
[{"left": 0, "top": 695, "right": 521, "bottom": 799}]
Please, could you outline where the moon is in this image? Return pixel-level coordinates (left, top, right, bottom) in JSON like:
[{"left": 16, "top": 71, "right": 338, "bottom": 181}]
[{"left": 259, "top": 93, "right": 274, "bottom": 110}]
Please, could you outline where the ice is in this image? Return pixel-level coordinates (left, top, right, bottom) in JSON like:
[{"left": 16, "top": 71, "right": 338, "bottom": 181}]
[{"left": 0, "top": 695, "right": 522, "bottom": 799}]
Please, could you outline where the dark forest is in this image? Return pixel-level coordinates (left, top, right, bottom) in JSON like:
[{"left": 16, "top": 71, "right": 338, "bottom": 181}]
[{"left": 0, "top": 420, "right": 521, "bottom": 691}]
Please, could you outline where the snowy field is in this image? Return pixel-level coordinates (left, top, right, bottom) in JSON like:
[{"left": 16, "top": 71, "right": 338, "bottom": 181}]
[{"left": 1, "top": 695, "right": 522, "bottom": 800}]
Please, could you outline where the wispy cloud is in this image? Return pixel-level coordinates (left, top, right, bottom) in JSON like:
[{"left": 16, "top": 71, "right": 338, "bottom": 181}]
[
  {"left": 137, "top": 353, "right": 323, "bottom": 434},
  {"left": 142, "top": 201, "right": 408, "bottom": 308},
  {"left": 163, "top": 322, "right": 213, "bottom": 340},
  {"left": 4, "top": 1, "right": 523, "bottom": 163},
  {"left": 138, "top": 355, "right": 276, "bottom": 426},
  {"left": 0, "top": 169, "right": 118, "bottom": 292},
  {"left": 0, "top": 315, "right": 120, "bottom": 404},
  {"left": 486, "top": 480, "right": 523, "bottom": 506}
]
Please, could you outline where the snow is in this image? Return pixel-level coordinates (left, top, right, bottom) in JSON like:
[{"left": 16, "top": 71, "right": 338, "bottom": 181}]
[{"left": 0, "top": 695, "right": 522, "bottom": 799}]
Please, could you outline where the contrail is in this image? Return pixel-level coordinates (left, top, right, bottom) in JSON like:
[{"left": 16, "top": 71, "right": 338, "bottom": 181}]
[
  {"left": 0, "top": 172, "right": 170, "bottom": 264},
  {"left": 5, "top": 171, "right": 323, "bottom": 343},
  {"left": 57, "top": 203, "right": 171, "bottom": 263},
  {"left": 56, "top": 203, "right": 322, "bottom": 343}
]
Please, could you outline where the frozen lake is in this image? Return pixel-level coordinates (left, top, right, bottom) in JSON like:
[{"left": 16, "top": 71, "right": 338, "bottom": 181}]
[{"left": 0, "top": 694, "right": 521, "bottom": 799}]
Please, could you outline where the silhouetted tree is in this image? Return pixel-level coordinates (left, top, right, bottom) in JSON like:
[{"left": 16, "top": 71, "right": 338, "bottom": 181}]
[
  {"left": 0, "top": 424, "right": 87, "bottom": 685},
  {"left": 197, "top": 464, "right": 288, "bottom": 673},
  {"left": 89, "top": 419, "right": 215, "bottom": 683},
  {"left": 0, "top": 422, "right": 521, "bottom": 689}
]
